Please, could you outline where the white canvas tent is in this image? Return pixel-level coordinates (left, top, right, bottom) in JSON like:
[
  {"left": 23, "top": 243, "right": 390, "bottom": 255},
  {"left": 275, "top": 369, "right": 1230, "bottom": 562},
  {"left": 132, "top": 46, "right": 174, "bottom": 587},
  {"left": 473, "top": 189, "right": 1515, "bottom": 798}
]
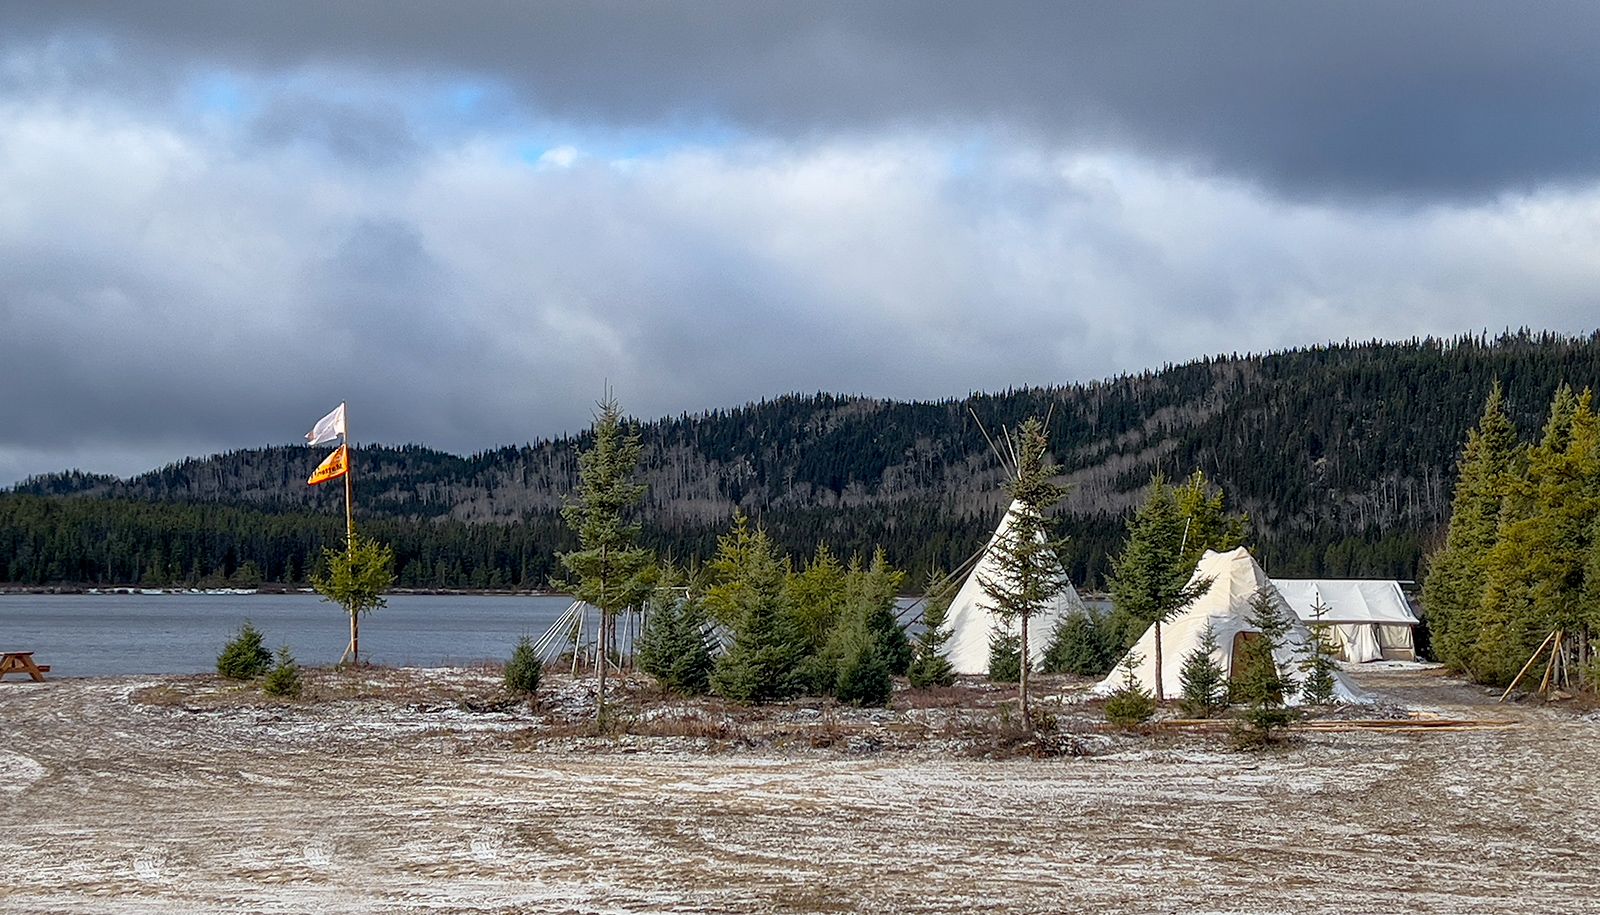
[
  {"left": 1094, "top": 547, "right": 1365, "bottom": 705},
  {"left": 1271, "top": 579, "right": 1419, "bottom": 662},
  {"left": 939, "top": 499, "right": 1088, "bottom": 675}
]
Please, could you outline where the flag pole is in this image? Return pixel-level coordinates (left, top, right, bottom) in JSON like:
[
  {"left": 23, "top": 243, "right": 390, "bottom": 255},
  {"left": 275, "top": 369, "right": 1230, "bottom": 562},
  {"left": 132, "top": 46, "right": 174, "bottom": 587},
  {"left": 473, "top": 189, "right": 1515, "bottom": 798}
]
[
  {"left": 343, "top": 401, "right": 358, "bottom": 665},
  {"left": 343, "top": 401, "right": 354, "bottom": 549}
]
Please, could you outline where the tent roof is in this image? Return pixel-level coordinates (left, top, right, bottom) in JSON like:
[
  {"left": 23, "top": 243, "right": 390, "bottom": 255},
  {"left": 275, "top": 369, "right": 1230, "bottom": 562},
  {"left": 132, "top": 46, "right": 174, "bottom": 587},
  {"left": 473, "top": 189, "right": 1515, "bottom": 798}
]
[
  {"left": 1095, "top": 547, "right": 1365, "bottom": 704},
  {"left": 1270, "top": 579, "right": 1419, "bottom": 626},
  {"left": 939, "top": 498, "right": 1085, "bottom": 675}
]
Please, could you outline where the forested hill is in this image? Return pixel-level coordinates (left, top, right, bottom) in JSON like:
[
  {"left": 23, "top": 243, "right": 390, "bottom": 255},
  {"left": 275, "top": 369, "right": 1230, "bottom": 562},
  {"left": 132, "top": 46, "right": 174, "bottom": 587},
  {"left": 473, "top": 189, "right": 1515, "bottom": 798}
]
[{"left": 7, "top": 332, "right": 1600, "bottom": 589}]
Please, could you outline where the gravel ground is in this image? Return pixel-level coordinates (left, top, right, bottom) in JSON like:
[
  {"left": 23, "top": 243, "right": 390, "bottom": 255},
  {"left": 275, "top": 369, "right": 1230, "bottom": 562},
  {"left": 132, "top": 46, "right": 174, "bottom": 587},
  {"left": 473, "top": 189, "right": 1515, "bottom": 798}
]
[{"left": 1, "top": 665, "right": 1597, "bottom": 914}]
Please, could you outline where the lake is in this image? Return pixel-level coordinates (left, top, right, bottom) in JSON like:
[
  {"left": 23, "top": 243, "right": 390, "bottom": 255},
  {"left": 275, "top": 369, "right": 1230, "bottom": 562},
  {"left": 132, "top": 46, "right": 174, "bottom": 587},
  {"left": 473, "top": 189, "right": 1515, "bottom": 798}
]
[
  {"left": 0, "top": 592, "right": 581, "bottom": 677},
  {"left": 0, "top": 592, "right": 1109, "bottom": 678}
]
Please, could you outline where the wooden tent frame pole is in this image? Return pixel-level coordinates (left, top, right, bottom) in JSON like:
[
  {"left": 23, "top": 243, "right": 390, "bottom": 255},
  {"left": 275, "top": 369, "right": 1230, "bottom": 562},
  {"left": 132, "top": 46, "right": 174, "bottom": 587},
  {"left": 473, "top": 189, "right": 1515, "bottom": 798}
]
[
  {"left": 1499, "top": 630, "right": 1557, "bottom": 702},
  {"left": 1537, "top": 631, "right": 1564, "bottom": 697}
]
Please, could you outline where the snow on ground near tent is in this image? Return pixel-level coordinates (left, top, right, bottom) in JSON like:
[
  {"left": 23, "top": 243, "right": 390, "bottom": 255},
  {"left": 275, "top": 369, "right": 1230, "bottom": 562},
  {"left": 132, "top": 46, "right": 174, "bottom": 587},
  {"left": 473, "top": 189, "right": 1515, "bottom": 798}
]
[{"left": 2, "top": 666, "right": 1599, "bottom": 913}]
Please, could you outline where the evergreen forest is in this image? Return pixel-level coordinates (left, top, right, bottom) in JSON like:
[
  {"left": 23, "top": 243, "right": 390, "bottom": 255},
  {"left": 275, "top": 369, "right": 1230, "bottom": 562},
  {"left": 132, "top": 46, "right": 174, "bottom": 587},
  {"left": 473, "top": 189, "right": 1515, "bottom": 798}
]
[{"left": 4, "top": 331, "right": 1599, "bottom": 591}]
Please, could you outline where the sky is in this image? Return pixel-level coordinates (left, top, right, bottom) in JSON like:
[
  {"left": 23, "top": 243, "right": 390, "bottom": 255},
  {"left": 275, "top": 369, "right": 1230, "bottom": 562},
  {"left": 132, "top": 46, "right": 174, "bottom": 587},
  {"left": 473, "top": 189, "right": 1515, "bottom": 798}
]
[{"left": 4, "top": 2, "right": 1600, "bottom": 484}]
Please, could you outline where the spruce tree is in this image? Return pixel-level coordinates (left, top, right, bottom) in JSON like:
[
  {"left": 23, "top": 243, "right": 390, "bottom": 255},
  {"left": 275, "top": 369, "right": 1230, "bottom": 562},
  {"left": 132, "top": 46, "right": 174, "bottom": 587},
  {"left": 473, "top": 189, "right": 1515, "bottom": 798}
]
[
  {"left": 1108, "top": 477, "right": 1213, "bottom": 702},
  {"left": 987, "top": 627, "right": 1021, "bottom": 684},
  {"left": 1177, "top": 622, "right": 1228, "bottom": 718},
  {"left": 1042, "top": 610, "right": 1115, "bottom": 677},
  {"left": 1104, "top": 651, "right": 1156, "bottom": 727},
  {"left": 786, "top": 544, "right": 849, "bottom": 656},
  {"left": 311, "top": 531, "right": 396, "bottom": 666},
  {"left": 557, "top": 394, "right": 655, "bottom": 727},
  {"left": 710, "top": 518, "right": 803, "bottom": 703},
  {"left": 262, "top": 646, "right": 303, "bottom": 698},
  {"left": 504, "top": 635, "right": 543, "bottom": 697},
  {"left": 975, "top": 417, "right": 1069, "bottom": 724},
  {"left": 217, "top": 620, "right": 273, "bottom": 680},
  {"left": 1173, "top": 470, "right": 1250, "bottom": 568},
  {"left": 907, "top": 568, "right": 957, "bottom": 688},
  {"left": 833, "top": 617, "right": 893, "bottom": 707},
  {"left": 1296, "top": 599, "right": 1340, "bottom": 706},
  {"left": 636, "top": 578, "right": 714, "bottom": 696},
  {"left": 856, "top": 548, "right": 912, "bottom": 676},
  {"left": 1232, "top": 589, "right": 1299, "bottom": 745},
  {"left": 1423, "top": 382, "right": 1521, "bottom": 672},
  {"left": 1474, "top": 386, "right": 1598, "bottom": 686}
]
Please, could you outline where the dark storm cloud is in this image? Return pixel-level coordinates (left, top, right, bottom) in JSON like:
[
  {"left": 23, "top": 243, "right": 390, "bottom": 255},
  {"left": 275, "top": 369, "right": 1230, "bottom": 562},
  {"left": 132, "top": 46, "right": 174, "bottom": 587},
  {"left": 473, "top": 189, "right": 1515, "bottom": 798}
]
[
  {"left": 7, "top": 1, "right": 1600, "bottom": 197},
  {"left": 4, "top": 3, "right": 1600, "bottom": 486}
]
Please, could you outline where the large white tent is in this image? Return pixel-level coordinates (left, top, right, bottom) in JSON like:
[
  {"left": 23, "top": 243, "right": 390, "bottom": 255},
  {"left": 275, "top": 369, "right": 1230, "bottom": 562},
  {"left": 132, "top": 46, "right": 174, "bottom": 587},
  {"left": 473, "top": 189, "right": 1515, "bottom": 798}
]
[
  {"left": 1271, "top": 579, "right": 1419, "bottom": 662},
  {"left": 1095, "top": 547, "right": 1365, "bottom": 705},
  {"left": 939, "top": 499, "right": 1088, "bottom": 675}
]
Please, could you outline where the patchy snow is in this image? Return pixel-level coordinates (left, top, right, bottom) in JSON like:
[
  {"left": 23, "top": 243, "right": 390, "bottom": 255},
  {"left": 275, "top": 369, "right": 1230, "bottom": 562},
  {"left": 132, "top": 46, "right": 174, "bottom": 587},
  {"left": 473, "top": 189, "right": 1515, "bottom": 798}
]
[
  {"left": 1345, "top": 659, "right": 1444, "bottom": 672},
  {"left": 0, "top": 665, "right": 1597, "bottom": 912},
  {"left": 0, "top": 752, "right": 45, "bottom": 793}
]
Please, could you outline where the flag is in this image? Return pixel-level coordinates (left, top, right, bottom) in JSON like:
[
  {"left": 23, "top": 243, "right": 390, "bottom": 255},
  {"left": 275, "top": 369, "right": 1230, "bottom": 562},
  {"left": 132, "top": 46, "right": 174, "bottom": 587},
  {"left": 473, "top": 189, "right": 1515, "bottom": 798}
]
[
  {"left": 306, "top": 403, "right": 346, "bottom": 446},
  {"left": 308, "top": 444, "right": 349, "bottom": 485}
]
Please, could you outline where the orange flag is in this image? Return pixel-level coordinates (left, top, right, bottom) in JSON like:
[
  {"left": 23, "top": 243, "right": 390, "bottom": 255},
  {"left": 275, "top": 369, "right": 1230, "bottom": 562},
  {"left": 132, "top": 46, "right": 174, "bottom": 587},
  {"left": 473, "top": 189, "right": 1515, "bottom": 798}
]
[{"left": 308, "top": 444, "right": 349, "bottom": 485}]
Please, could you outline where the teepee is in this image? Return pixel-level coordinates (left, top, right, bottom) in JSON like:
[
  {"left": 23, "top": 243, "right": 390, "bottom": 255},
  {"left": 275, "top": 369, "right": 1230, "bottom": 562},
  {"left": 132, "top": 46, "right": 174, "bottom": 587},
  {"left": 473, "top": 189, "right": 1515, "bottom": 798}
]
[
  {"left": 1095, "top": 547, "right": 1364, "bottom": 704},
  {"left": 939, "top": 498, "right": 1088, "bottom": 675}
]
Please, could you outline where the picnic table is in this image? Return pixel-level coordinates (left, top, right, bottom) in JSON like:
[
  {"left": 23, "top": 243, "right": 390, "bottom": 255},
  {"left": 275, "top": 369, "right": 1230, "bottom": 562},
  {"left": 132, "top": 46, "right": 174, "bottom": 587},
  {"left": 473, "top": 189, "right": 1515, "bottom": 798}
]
[{"left": 0, "top": 652, "right": 50, "bottom": 682}]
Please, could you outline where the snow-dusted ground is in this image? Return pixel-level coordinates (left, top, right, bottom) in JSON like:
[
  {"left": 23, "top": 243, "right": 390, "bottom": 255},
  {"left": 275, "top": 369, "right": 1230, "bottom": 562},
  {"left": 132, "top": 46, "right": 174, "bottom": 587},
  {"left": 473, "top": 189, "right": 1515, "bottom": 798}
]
[{"left": 1, "top": 665, "right": 1597, "bottom": 913}]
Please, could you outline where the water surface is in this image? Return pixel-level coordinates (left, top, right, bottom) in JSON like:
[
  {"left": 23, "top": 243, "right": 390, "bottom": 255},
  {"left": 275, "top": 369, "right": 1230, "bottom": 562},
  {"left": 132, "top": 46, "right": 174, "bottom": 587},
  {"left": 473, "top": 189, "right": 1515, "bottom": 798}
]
[{"left": 0, "top": 592, "right": 577, "bottom": 677}]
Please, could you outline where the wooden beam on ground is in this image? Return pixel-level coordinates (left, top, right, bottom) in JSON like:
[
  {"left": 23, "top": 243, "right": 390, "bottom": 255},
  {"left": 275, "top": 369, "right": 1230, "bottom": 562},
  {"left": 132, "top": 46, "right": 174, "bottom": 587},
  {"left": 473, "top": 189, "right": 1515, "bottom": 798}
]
[{"left": 1154, "top": 717, "right": 1516, "bottom": 733}]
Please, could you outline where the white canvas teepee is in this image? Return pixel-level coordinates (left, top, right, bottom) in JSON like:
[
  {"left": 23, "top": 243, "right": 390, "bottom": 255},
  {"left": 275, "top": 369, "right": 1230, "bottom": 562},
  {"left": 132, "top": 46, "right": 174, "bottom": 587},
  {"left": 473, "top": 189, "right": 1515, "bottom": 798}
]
[
  {"left": 1094, "top": 547, "right": 1365, "bottom": 705},
  {"left": 939, "top": 499, "right": 1088, "bottom": 675}
]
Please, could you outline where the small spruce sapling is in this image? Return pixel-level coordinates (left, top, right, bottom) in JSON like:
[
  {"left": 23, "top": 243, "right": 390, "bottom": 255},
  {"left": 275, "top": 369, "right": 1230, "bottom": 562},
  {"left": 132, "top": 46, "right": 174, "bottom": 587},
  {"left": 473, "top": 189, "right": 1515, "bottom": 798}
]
[
  {"left": 858, "top": 549, "right": 913, "bottom": 676},
  {"left": 1043, "top": 610, "right": 1116, "bottom": 677},
  {"left": 636, "top": 583, "right": 714, "bottom": 696},
  {"left": 907, "top": 569, "right": 957, "bottom": 689},
  {"left": 217, "top": 620, "right": 274, "bottom": 680},
  {"left": 987, "top": 626, "right": 1021, "bottom": 684},
  {"left": 262, "top": 646, "right": 302, "bottom": 698},
  {"left": 1177, "top": 622, "right": 1228, "bottom": 718},
  {"left": 833, "top": 619, "right": 893, "bottom": 707},
  {"left": 311, "top": 532, "right": 397, "bottom": 666},
  {"left": 1232, "top": 588, "right": 1300, "bottom": 747},
  {"left": 1104, "top": 651, "right": 1156, "bottom": 727},
  {"left": 504, "top": 635, "right": 543, "bottom": 697},
  {"left": 1297, "top": 598, "right": 1340, "bottom": 707}
]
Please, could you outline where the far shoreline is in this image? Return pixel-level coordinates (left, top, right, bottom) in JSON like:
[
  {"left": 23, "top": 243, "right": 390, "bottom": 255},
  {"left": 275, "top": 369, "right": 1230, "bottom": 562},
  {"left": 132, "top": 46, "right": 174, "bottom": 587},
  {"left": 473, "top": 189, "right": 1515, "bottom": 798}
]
[{"left": 0, "top": 585, "right": 572, "bottom": 598}]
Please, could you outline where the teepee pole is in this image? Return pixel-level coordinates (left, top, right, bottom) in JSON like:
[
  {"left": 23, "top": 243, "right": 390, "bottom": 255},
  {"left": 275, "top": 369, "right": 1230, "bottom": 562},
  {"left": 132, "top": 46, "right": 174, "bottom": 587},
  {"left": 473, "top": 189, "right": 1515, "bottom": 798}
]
[{"left": 1499, "top": 630, "right": 1557, "bottom": 702}]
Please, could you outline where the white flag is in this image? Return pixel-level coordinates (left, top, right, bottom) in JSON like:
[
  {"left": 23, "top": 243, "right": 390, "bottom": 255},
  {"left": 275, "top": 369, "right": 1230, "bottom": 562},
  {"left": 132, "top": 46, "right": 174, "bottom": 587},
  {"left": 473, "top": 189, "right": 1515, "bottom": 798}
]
[{"left": 306, "top": 403, "right": 346, "bottom": 446}]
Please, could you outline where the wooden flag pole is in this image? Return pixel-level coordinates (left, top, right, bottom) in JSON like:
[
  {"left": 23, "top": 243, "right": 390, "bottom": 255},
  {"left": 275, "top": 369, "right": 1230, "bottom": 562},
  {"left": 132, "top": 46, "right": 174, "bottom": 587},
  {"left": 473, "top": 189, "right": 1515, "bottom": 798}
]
[{"left": 344, "top": 402, "right": 358, "bottom": 666}]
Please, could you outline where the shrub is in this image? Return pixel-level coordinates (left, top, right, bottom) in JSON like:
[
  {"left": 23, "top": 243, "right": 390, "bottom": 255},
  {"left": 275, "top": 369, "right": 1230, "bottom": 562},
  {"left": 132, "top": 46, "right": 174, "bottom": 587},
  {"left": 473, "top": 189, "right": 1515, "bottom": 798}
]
[
  {"left": 987, "top": 628, "right": 1021, "bottom": 684},
  {"left": 504, "top": 635, "right": 543, "bottom": 697},
  {"left": 1104, "top": 652, "right": 1156, "bottom": 728},
  {"left": 834, "top": 623, "right": 893, "bottom": 707},
  {"left": 1043, "top": 611, "right": 1116, "bottom": 677},
  {"left": 217, "top": 620, "right": 273, "bottom": 680},
  {"left": 262, "top": 646, "right": 302, "bottom": 698}
]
